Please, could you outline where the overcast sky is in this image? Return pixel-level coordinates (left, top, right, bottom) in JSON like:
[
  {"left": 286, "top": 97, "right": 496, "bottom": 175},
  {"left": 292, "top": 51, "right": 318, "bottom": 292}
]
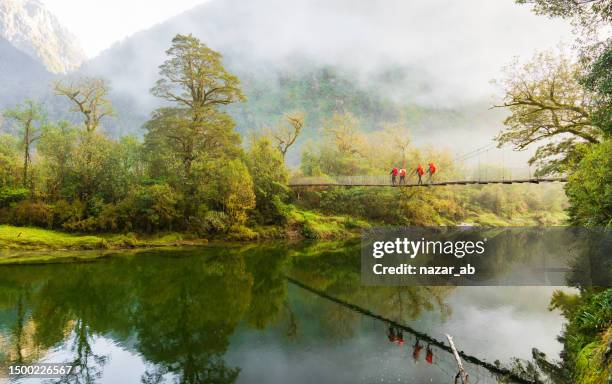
[
  {"left": 42, "top": 0, "right": 575, "bottom": 61},
  {"left": 43, "top": 0, "right": 210, "bottom": 57}
]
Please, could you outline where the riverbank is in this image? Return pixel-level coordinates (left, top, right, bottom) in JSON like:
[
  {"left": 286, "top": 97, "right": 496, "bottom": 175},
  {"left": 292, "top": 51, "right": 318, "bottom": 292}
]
[
  {"left": 0, "top": 209, "right": 367, "bottom": 259},
  {"left": 0, "top": 225, "right": 208, "bottom": 251}
]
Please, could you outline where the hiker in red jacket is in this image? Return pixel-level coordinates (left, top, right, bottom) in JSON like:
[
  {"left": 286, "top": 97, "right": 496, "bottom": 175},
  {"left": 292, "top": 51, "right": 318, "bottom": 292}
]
[
  {"left": 390, "top": 167, "right": 399, "bottom": 186},
  {"left": 399, "top": 168, "right": 407, "bottom": 185},
  {"left": 427, "top": 162, "right": 437, "bottom": 184},
  {"left": 415, "top": 164, "right": 424, "bottom": 185}
]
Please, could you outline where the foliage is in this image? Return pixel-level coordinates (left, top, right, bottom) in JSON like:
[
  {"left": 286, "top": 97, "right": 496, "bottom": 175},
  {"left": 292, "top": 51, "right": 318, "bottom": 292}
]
[
  {"left": 516, "top": 0, "right": 611, "bottom": 30},
  {"left": 246, "top": 137, "right": 289, "bottom": 224},
  {"left": 581, "top": 40, "right": 612, "bottom": 135},
  {"left": 151, "top": 34, "right": 244, "bottom": 111},
  {"left": 115, "top": 184, "right": 180, "bottom": 232},
  {"left": 0, "top": 135, "right": 20, "bottom": 188},
  {"left": 36, "top": 121, "right": 78, "bottom": 199},
  {"left": 9, "top": 201, "right": 54, "bottom": 228},
  {"left": 0, "top": 188, "right": 28, "bottom": 208},
  {"left": 565, "top": 140, "right": 612, "bottom": 227},
  {"left": 3, "top": 100, "right": 46, "bottom": 189},
  {"left": 268, "top": 111, "right": 304, "bottom": 159},
  {"left": 560, "top": 289, "right": 612, "bottom": 383},
  {"left": 53, "top": 77, "right": 114, "bottom": 133},
  {"left": 145, "top": 34, "right": 245, "bottom": 222},
  {"left": 214, "top": 159, "right": 256, "bottom": 225},
  {"left": 287, "top": 208, "right": 364, "bottom": 240},
  {"left": 494, "top": 51, "right": 602, "bottom": 176}
]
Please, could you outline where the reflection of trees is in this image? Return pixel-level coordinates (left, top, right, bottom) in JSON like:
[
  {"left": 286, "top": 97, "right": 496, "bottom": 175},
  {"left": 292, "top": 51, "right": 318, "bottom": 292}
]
[
  {"left": 502, "top": 229, "right": 612, "bottom": 384},
  {"left": 134, "top": 253, "right": 253, "bottom": 384},
  {"left": 0, "top": 246, "right": 291, "bottom": 384},
  {"left": 0, "top": 280, "right": 45, "bottom": 372},
  {"left": 288, "top": 241, "right": 453, "bottom": 340},
  {"left": 4, "top": 242, "right": 480, "bottom": 382},
  {"left": 55, "top": 319, "right": 108, "bottom": 384},
  {"left": 244, "top": 246, "right": 290, "bottom": 329}
]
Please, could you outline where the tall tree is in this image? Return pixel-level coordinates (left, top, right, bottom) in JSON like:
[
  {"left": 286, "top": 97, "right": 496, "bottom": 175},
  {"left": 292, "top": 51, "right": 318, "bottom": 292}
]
[
  {"left": 270, "top": 112, "right": 304, "bottom": 160},
  {"left": 37, "top": 121, "right": 78, "bottom": 199},
  {"left": 145, "top": 34, "right": 246, "bottom": 220},
  {"left": 3, "top": 100, "right": 45, "bottom": 189},
  {"left": 323, "top": 112, "right": 364, "bottom": 156},
  {"left": 494, "top": 51, "right": 603, "bottom": 175},
  {"left": 151, "top": 34, "right": 244, "bottom": 121},
  {"left": 54, "top": 77, "right": 114, "bottom": 133}
]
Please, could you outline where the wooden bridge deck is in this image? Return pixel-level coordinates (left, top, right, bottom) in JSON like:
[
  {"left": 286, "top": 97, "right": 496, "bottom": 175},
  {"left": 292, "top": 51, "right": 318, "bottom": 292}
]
[{"left": 289, "top": 177, "right": 567, "bottom": 188}]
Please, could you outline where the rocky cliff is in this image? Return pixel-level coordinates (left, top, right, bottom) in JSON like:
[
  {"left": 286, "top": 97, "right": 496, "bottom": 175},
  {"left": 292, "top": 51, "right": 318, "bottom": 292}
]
[{"left": 0, "top": 0, "right": 85, "bottom": 73}]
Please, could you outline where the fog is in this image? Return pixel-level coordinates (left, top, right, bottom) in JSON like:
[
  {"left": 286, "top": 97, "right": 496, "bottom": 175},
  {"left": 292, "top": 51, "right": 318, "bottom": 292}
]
[
  {"left": 87, "top": 0, "right": 572, "bottom": 102},
  {"left": 80, "top": 0, "right": 574, "bottom": 161}
]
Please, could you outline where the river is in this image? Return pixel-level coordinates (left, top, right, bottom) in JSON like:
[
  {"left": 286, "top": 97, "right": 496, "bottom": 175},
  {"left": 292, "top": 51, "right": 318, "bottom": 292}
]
[{"left": 0, "top": 241, "right": 571, "bottom": 383}]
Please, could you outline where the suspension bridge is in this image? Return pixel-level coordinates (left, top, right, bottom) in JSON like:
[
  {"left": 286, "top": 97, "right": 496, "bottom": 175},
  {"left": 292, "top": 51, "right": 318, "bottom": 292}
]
[
  {"left": 289, "top": 143, "right": 567, "bottom": 188},
  {"left": 289, "top": 175, "right": 567, "bottom": 187}
]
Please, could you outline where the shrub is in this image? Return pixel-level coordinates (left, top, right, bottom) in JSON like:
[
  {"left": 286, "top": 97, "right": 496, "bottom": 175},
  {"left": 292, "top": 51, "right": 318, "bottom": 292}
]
[
  {"left": 227, "top": 225, "right": 259, "bottom": 241},
  {"left": 52, "top": 200, "right": 85, "bottom": 227},
  {"left": 11, "top": 201, "right": 54, "bottom": 228},
  {"left": 200, "top": 211, "right": 231, "bottom": 234},
  {"left": 0, "top": 188, "right": 28, "bottom": 208},
  {"left": 62, "top": 216, "right": 99, "bottom": 233},
  {"left": 566, "top": 140, "right": 612, "bottom": 227},
  {"left": 116, "top": 184, "right": 180, "bottom": 232}
]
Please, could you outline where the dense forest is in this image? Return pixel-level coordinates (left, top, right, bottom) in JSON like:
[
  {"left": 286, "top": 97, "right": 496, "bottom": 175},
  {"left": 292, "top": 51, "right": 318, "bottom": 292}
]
[{"left": 0, "top": 33, "right": 579, "bottom": 244}]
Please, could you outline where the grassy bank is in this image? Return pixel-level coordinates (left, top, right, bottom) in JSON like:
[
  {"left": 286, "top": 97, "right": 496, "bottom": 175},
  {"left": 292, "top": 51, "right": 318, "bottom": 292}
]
[
  {"left": 0, "top": 225, "right": 207, "bottom": 251},
  {"left": 0, "top": 208, "right": 368, "bottom": 261}
]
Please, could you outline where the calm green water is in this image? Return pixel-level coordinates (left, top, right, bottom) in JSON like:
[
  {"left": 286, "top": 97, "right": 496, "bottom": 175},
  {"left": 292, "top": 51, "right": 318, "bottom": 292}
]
[{"left": 0, "top": 241, "right": 569, "bottom": 383}]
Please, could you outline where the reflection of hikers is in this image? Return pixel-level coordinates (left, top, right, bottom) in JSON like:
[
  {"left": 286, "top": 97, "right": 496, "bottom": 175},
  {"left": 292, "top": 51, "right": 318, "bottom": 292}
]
[
  {"left": 427, "top": 162, "right": 436, "bottom": 183},
  {"left": 395, "top": 329, "right": 405, "bottom": 345},
  {"left": 387, "top": 325, "right": 404, "bottom": 345},
  {"left": 387, "top": 325, "right": 397, "bottom": 342},
  {"left": 399, "top": 168, "right": 407, "bottom": 185},
  {"left": 390, "top": 167, "right": 398, "bottom": 186},
  {"left": 415, "top": 164, "right": 424, "bottom": 185},
  {"left": 426, "top": 345, "right": 433, "bottom": 364},
  {"left": 412, "top": 339, "right": 423, "bottom": 362}
]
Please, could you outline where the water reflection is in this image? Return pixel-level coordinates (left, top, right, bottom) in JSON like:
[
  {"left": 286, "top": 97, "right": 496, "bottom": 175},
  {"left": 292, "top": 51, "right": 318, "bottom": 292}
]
[{"left": 0, "top": 241, "right": 569, "bottom": 383}]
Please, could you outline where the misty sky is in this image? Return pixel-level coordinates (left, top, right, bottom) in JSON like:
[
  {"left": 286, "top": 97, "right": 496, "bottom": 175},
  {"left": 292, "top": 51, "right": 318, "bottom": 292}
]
[
  {"left": 43, "top": 0, "right": 210, "bottom": 57},
  {"left": 44, "top": 0, "right": 574, "bottom": 63}
]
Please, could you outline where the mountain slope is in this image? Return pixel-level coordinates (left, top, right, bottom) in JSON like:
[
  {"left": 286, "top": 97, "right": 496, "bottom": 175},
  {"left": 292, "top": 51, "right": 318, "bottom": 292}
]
[
  {"left": 0, "top": 35, "right": 51, "bottom": 109},
  {"left": 0, "top": 0, "right": 85, "bottom": 73}
]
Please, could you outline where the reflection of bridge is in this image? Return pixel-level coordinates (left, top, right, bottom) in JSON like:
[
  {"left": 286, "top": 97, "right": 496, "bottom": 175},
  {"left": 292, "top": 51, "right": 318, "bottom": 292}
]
[
  {"left": 289, "top": 175, "right": 567, "bottom": 188},
  {"left": 287, "top": 277, "right": 540, "bottom": 384}
]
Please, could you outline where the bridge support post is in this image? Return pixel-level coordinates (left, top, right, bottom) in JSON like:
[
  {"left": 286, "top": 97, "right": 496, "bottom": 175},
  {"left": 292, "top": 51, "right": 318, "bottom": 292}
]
[{"left": 446, "top": 334, "right": 469, "bottom": 384}]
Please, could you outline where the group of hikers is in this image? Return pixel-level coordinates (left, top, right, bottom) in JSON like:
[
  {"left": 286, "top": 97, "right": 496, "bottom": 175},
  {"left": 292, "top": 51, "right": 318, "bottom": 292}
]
[
  {"left": 390, "top": 162, "right": 437, "bottom": 186},
  {"left": 387, "top": 325, "right": 434, "bottom": 364}
]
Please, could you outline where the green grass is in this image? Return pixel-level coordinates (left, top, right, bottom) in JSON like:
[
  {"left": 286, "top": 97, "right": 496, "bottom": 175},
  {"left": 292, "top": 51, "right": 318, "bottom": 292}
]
[
  {"left": 0, "top": 225, "right": 206, "bottom": 252},
  {"left": 288, "top": 209, "right": 369, "bottom": 239}
]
